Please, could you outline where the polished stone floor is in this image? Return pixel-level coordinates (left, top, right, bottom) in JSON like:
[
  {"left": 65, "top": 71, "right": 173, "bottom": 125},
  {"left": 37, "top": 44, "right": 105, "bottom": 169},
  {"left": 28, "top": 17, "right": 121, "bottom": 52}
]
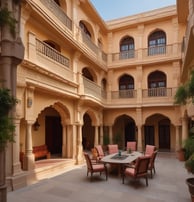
[{"left": 7, "top": 152, "right": 192, "bottom": 202}]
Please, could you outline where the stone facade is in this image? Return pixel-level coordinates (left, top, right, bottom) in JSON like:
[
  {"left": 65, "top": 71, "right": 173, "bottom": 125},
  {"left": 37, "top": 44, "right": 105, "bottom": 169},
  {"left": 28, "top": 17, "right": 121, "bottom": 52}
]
[{"left": 3, "top": 0, "right": 192, "bottom": 191}]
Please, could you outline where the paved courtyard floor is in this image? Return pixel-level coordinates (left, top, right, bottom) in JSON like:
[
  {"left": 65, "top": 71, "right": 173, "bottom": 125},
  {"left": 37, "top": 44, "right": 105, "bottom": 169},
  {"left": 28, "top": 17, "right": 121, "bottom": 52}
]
[{"left": 8, "top": 152, "right": 192, "bottom": 202}]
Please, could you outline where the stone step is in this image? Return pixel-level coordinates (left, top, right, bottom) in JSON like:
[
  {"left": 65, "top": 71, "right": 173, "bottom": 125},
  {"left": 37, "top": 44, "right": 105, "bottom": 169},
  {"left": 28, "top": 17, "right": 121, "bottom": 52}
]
[{"left": 27, "top": 158, "right": 81, "bottom": 185}]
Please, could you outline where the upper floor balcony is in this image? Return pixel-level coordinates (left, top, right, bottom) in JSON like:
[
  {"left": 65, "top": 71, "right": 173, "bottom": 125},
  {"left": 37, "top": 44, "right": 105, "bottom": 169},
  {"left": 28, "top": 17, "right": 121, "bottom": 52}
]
[
  {"left": 111, "top": 43, "right": 182, "bottom": 67},
  {"left": 82, "top": 77, "right": 177, "bottom": 107},
  {"left": 25, "top": 32, "right": 178, "bottom": 108},
  {"left": 40, "top": 0, "right": 72, "bottom": 31},
  {"left": 35, "top": 0, "right": 107, "bottom": 68},
  {"left": 30, "top": 0, "right": 181, "bottom": 70},
  {"left": 27, "top": 32, "right": 75, "bottom": 84}
]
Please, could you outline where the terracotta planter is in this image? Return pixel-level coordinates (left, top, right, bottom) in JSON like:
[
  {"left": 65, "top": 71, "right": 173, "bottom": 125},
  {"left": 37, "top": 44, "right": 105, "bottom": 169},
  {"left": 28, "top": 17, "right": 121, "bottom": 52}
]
[
  {"left": 177, "top": 149, "right": 185, "bottom": 161},
  {"left": 186, "top": 178, "right": 194, "bottom": 202}
]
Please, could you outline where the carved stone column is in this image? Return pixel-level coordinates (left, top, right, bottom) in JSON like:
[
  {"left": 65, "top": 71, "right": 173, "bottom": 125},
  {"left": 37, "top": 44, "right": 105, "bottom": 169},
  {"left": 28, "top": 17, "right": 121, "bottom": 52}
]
[
  {"left": 109, "top": 125, "right": 113, "bottom": 144},
  {"left": 76, "top": 124, "right": 84, "bottom": 164},
  {"left": 94, "top": 126, "right": 99, "bottom": 146},
  {"left": 23, "top": 121, "right": 35, "bottom": 171}
]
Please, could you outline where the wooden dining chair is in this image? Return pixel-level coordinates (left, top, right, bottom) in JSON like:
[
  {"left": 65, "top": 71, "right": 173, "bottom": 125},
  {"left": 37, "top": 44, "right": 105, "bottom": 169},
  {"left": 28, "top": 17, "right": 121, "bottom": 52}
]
[
  {"left": 107, "top": 144, "right": 119, "bottom": 154},
  {"left": 84, "top": 152, "right": 108, "bottom": 181},
  {"left": 126, "top": 141, "right": 137, "bottom": 152},
  {"left": 95, "top": 145, "right": 105, "bottom": 160},
  {"left": 148, "top": 150, "right": 158, "bottom": 178},
  {"left": 122, "top": 156, "right": 150, "bottom": 186},
  {"left": 145, "top": 144, "right": 156, "bottom": 157}
]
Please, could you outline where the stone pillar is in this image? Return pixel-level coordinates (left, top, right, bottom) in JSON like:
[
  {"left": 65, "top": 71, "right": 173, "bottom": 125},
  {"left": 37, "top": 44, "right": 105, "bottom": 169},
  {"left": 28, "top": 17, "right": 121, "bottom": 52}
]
[
  {"left": 66, "top": 125, "right": 72, "bottom": 158},
  {"left": 76, "top": 124, "right": 83, "bottom": 164},
  {"left": 23, "top": 121, "right": 35, "bottom": 171},
  {"left": 94, "top": 126, "right": 99, "bottom": 146},
  {"left": 77, "top": 72, "right": 84, "bottom": 95},
  {"left": 72, "top": 124, "right": 77, "bottom": 159},
  {"left": 109, "top": 125, "right": 113, "bottom": 144},
  {"left": 12, "top": 118, "right": 22, "bottom": 175},
  {"left": 136, "top": 108, "right": 143, "bottom": 151},
  {"left": 0, "top": 1, "right": 24, "bottom": 199},
  {"left": 175, "top": 125, "right": 180, "bottom": 151},
  {"left": 62, "top": 125, "right": 67, "bottom": 158},
  {"left": 72, "top": 52, "right": 81, "bottom": 83},
  {"left": 0, "top": 149, "right": 6, "bottom": 202},
  {"left": 28, "top": 32, "right": 37, "bottom": 62},
  {"left": 100, "top": 125, "right": 103, "bottom": 145},
  {"left": 136, "top": 66, "right": 143, "bottom": 104},
  {"left": 182, "top": 116, "right": 189, "bottom": 143},
  {"left": 137, "top": 124, "right": 143, "bottom": 152}
]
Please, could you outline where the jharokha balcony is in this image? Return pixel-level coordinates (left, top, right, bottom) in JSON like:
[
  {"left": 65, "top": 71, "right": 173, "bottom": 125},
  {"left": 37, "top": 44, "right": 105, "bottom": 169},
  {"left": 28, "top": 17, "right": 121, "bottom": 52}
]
[
  {"left": 26, "top": 34, "right": 178, "bottom": 107},
  {"left": 111, "top": 43, "right": 181, "bottom": 65},
  {"left": 82, "top": 77, "right": 177, "bottom": 106}
]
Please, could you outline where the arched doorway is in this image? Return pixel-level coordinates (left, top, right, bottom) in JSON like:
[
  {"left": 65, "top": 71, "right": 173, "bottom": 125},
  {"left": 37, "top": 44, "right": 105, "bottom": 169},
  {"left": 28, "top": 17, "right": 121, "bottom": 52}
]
[
  {"left": 82, "top": 113, "right": 95, "bottom": 150},
  {"left": 158, "top": 119, "right": 170, "bottom": 151},
  {"left": 144, "top": 114, "right": 171, "bottom": 151},
  {"left": 44, "top": 107, "right": 62, "bottom": 156},
  {"left": 113, "top": 115, "right": 136, "bottom": 149}
]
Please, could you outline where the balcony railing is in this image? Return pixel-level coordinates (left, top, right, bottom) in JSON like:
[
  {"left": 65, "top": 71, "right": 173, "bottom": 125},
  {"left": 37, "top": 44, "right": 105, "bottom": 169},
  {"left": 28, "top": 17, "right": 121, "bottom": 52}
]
[
  {"left": 142, "top": 88, "right": 172, "bottom": 97},
  {"left": 111, "top": 89, "right": 137, "bottom": 99},
  {"left": 113, "top": 50, "right": 137, "bottom": 61},
  {"left": 119, "top": 50, "right": 135, "bottom": 60},
  {"left": 142, "top": 44, "right": 177, "bottom": 58},
  {"left": 81, "top": 78, "right": 176, "bottom": 105},
  {"left": 77, "top": 29, "right": 107, "bottom": 64},
  {"left": 36, "top": 39, "right": 70, "bottom": 68},
  {"left": 147, "top": 45, "right": 166, "bottom": 56},
  {"left": 81, "top": 31, "right": 98, "bottom": 54},
  {"left": 83, "top": 77, "right": 102, "bottom": 100},
  {"left": 40, "top": 0, "right": 72, "bottom": 30},
  {"left": 111, "top": 44, "right": 181, "bottom": 63}
]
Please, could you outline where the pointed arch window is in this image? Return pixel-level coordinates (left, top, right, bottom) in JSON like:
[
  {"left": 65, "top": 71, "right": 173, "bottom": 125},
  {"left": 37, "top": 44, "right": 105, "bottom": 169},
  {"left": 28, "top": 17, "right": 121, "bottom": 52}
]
[
  {"left": 82, "top": 68, "right": 93, "bottom": 81},
  {"left": 119, "top": 75, "right": 134, "bottom": 98},
  {"left": 148, "top": 31, "right": 166, "bottom": 55},
  {"left": 54, "top": 0, "right": 60, "bottom": 6},
  {"left": 79, "top": 21, "right": 91, "bottom": 39},
  {"left": 120, "top": 36, "right": 135, "bottom": 59},
  {"left": 101, "top": 78, "right": 107, "bottom": 99},
  {"left": 148, "top": 71, "right": 167, "bottom": 96}
]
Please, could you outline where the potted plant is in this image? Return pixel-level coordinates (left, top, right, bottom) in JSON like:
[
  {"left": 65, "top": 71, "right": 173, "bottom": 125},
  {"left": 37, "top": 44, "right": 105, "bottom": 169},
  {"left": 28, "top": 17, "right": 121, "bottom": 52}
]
[
  {"left": 174, "top": 70, "right": 194, "bottom": 105},
  {"left": 185, "top": 152, "right": 194, "bottom": 202},
  {"left": 0, "top": 87, "right": 17, "bottom": 149},
  {"left": 177, "top": 147, "right": 186, "bottom": 161},
  {"left": 174, "top": 70, "right": 194, "bottom": 201},
  {"left": 0, "top": 87, "right": 17, "bottom": 200}
]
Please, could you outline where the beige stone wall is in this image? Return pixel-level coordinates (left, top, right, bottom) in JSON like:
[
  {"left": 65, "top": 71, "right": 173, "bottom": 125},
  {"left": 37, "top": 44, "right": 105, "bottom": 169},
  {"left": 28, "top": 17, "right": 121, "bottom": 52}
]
[{"left": 7, "top": 0, "right": 189, "bottom": 190}]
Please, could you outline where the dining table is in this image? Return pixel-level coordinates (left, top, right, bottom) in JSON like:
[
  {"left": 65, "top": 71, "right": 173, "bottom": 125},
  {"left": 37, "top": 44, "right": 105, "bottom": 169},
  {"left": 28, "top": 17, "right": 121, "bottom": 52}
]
[{"left": 101, "top": 151, "right": 143, "bottom": 176}]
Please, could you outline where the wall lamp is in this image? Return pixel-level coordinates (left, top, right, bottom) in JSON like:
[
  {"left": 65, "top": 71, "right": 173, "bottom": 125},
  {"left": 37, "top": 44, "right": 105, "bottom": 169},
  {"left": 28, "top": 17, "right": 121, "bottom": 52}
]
[{"left": 33, "top": 120, "right": 40, "bottom": 131}]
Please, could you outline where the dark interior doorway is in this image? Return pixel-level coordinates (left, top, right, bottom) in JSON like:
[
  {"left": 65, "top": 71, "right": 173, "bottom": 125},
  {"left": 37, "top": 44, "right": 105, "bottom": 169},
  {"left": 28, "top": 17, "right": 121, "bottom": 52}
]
[
  {"left": 144, "top": 125, "right": 155, "bottom": 146},
  {"left": 125, "top": 122, "right": 136, "bottom": 146},
  {"left": 45, "top": 116, "right": 62, "bottom": 155},
  {"left": 159, "top": 124, "right": 170, "bottom": 151},
  {"left": 82, "top": 113, "right": 94, "bottom": 150}
]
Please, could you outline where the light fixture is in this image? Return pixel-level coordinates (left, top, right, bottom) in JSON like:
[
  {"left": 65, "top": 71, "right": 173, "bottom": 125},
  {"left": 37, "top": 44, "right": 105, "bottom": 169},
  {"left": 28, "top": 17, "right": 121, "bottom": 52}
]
[
  {"left": 27, "top": 97, "right": 32, "bottom": 108},
  {"left": 33, "top": 120, "right": 40, "bottom": 131}
]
